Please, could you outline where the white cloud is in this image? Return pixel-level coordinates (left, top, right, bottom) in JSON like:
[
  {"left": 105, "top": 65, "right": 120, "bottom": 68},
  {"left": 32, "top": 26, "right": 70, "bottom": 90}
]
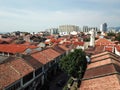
[{"left": 0, "top": 8, "right": 120, "bottom": 32}]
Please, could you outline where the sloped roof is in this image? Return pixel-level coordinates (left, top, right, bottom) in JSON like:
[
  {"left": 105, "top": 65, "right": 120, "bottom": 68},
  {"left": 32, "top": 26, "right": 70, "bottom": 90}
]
[
  {"left": 51, "top": 38, "right": 57, "bottom": 43},
  {"left": 52, "top": 44, "right": 65, "bottom": 54},
  {"left": 91, "top": 51, "right": 110, "bottom": 58},
  {"left": 31, "top": 48, "right": 60, "bottom": 64},
  {"left": 80, "top": 74, "right": 120, "bottom": 90},
  {"left": 94, "top": 46, "right": 104, "bottom": 54},
  {"left": 80, "top": 51, "right": 120, "bottom": 90},
  {"left": 91, "top": 51, "right": 120, "bottom": 62},
  {"left": 0, "top": 44, "right": 37, "bottom": 54},
  {"left": 0, "top": 57, "right": 33, "bottom": 89},
  {"left": 95, "top": 38, "right": 114, "bottom": 46},
  {"left": 73, "top": 41, "right": 84, "bottom": 46},
  {"left": 41, "top": 48, "right": 60, "bottom": 60},
  {"left": 22, "top": 55, "right": 43, "bottom": 69},
  {"left": 31, "top": 51, "right": 48, "bottom": 64},
  {"left": 63, "top": 41, "right": 71, "bottom": 45},
  {"left": 104, "top": 46, "right": 113, "bottom": 52},
  {"left": 58, "top": 45, "right": 70, "bottom": 51},
  {"left": 83, "top": 64, "right": 116, "bottom": 79}
]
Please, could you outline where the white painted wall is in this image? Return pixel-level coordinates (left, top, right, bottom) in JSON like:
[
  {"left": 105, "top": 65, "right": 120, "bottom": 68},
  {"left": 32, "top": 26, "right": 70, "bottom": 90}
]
[{"left": 115, "top": 47, "right": 120, "bottom": 56}]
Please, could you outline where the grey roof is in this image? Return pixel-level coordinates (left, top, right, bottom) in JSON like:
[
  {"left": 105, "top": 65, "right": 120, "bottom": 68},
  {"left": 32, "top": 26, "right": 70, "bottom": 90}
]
[{"left": 0, "top": 56, "right": 9, "bottom": 64}]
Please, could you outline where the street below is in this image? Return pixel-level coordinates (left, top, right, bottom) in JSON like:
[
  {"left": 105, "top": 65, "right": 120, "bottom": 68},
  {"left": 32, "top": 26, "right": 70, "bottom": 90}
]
[{"left": 49, "top": 71, "right": 69, "bottom": 90}]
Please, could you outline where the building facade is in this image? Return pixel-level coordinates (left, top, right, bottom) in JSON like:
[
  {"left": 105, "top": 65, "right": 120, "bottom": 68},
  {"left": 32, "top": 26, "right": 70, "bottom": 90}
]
[
  {"left": 46, "top": 28, "right": 59, "bottom": 35},
  {"left": 89, "top": 29, "right": 95, "bottom": 47},
  {"left": 59, "top": 25, "right": 79, "bottom": 35},
  {"left": 82, "top": 26, "right": 98, "bottom": 34},
  {"left": 100, "top": 23, "right": 107, "bottom": 32}
]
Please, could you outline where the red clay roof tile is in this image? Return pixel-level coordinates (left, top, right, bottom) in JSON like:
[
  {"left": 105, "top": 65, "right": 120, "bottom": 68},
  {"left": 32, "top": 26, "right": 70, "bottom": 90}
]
[
  {"left": 104, "top": 46, "right": 113, "bottom": 52},
  {"left": 0, "top": 57, "right": 33, "bottom": 89},
  {"left": 80, "top": 75, "right": 120, "bottom": 90},
  {"left": 31, "top": 48, "right": 60, "bottom": 64},
  {"left": 95, "top": 38, "right": 114, "bottom": 46},
  {"left": 73, "top": 41, "right": 84, "bottom": 46},
  {"left": 80, "top": 51, "right": 120, "bottom": 90},
  {"left": 58, "top": 45, "right": 70, "bottom": 51},
  {"left": 0, "top": 44, "right": 37, "bottom": 54}
]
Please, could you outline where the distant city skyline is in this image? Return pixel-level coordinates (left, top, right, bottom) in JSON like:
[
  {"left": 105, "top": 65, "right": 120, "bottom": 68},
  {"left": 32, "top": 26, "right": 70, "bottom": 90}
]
[{"left": 0, "top": 0, "right": 120, "bottom": 32}]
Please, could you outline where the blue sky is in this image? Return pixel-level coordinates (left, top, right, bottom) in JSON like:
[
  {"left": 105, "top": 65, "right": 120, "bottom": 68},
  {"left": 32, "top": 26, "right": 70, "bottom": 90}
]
[{"left": 0, "top": 0, "right": 120, "bottom": 32}]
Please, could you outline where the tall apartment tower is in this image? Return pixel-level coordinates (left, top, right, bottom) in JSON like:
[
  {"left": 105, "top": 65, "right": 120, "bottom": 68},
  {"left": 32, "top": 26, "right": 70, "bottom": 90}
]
[
  {"left": 83, "top": 26, "right": 89, "bottom": 32},
  {"left": 100, "top": 23, "right": 107, "bottom": 32},
  {"left": 82, "top": 26, "right": 98, "bottom": 34},
  {"left": 59, "top": 25, "right": 79, "bottom": 35},
  {"left": 89, "top": 29, "right": 95, "bottom": 47},
  {"left": 46, "top": 28, "right": 59, "bottom": 35}
]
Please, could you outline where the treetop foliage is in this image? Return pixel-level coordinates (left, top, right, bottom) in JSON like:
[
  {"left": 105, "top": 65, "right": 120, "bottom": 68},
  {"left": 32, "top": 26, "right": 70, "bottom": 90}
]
[{"left": 59, "top": 49, "right": 87, "bottom": 78}]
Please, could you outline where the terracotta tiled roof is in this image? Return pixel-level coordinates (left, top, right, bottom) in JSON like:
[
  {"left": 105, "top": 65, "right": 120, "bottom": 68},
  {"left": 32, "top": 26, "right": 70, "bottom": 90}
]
[
  {"left": 50, "top": 38, "right": 57, "bottom": 43},
  {"left": 84, "top": 64, "right": 116, "bottom": 79},
  {"left": 31, "top": 51, "right": 48, "bottom": 64},
  {"left": 91, "top": 51, "right": 109, "bottom": 58},
  {"left": 94, "top": 46, "right": 104, "bottom": 54},
  {"left": 87, "top": 58, "right": 112, "bottom": 69},
  {"left": 85, "top": 46, "right": 110, "bottom": 55},
  {"left": 73, "top": 41, "right": 84, "bottom": 46},
  {"left": 0, "top": 44, "right": 37, "bottom": 54},
  {"left": 52, "top": 44, "right": 65, "bottom": 54},
  {"left": 91, "top": 51, "right": 120, "bottom": 59},
  {"left": 22, "top": 55, "right": 43, "bottom": 69},
  {"left": 104, "top": 46, "right": 114, "bottom": 52},
  {"left": 95, "top": 38, "right": 114, "bottom": 46},
  {"left": 80, "top": 74, "right": 120, "bottom": 90},
  {"left": 58, "top": 45, "right": 70, "bottom": 51},
  {"left": 92, "top": 58, "right": 120, "bottom": 70},
  {"left": 91, "top": 52, "right": 119, "bottom": 62},
  {"left": 31, "top": 48, "right": 60, "bottom": 64},
  {"left": 0, "top": 57, "right": 33, "bottom": 89},
  {"left": 41, "top": 48, "right": 60, "bottom": 60},
  {"left": 91, "top": 54, "right": 110, "bottom": 62},
  {"left": 63, "top": 41, "right": 71, "bottom": 45},
  {"left": 80, "top": 51, "right": 120, "bottom": 90}
]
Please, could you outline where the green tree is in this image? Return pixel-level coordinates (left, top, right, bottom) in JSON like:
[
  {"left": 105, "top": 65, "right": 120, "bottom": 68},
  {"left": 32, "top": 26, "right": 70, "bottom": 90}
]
[
  {"left": 59, "top": 49, "right": 87, "bottom": 78},
  {"left": 83, "top": 38, "right": 90, "bottom": 42},
  {"left": 116, "top": 32, "right": 120, "bottom": 42},
  {"left": 107, "top": 32, "right": 116, "bottom": 37},
  {"left": 97, "top": 31, "right": 101, "bottom": 35}
]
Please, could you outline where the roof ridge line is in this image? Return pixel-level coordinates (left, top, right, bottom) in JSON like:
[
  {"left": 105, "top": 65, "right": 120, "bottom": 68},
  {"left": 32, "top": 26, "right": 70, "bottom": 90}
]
[{"left": 9, "top": 64, "right": 21, "bottom": 76}]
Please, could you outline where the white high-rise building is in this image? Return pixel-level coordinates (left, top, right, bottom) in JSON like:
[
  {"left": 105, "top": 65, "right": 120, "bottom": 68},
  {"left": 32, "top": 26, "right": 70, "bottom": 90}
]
[
  {"left": 82, "top": 26, "right": 98, "bottom": 34},
  {"left": 89, "top": 29, "right": 95, "bottom": 47},
  {"left": 46, "top": 28, "right": 59, "bottom": 35},
  {"left": 83, "top": 26, "right": 89, "bottom": 32},
  {"left": 59, "top": 25, "right": 79, "bottom": 35},
  {"left": 100, "top": 23, "right": 107, "bottom": 32}
]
